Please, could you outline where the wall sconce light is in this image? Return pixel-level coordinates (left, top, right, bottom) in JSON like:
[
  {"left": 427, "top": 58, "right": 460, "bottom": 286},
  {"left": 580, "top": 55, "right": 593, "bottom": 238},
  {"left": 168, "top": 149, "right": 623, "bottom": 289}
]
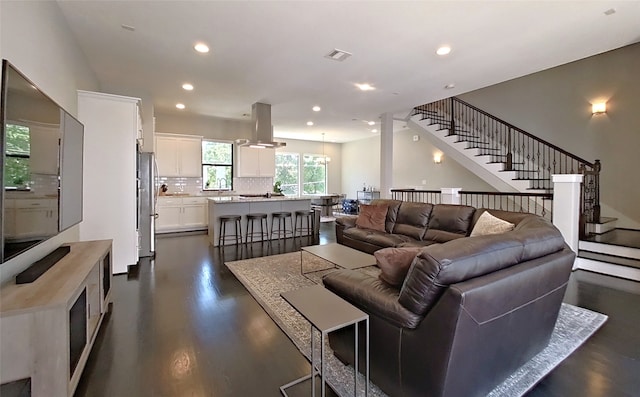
[
  {"left": 592, "top": 102, "right": 607, "bottom": 115},
  {"left": 433, "top": 153, "right": 443, "bottom": 164}
]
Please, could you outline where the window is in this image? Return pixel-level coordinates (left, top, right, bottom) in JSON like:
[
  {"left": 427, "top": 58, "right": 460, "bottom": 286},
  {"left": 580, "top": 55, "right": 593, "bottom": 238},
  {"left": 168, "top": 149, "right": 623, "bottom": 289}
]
[
  {"left": 4, "top": 123, "right": 31, "bottom": 189},
  {"left": 275, "top": 153, "right": 300, "bottom": 196},
  {"left": 302, "top": 154, "right": 327, "bottom": 195},
  {"left": 202, "top": 140, "right": 233, "bottom": 190}
]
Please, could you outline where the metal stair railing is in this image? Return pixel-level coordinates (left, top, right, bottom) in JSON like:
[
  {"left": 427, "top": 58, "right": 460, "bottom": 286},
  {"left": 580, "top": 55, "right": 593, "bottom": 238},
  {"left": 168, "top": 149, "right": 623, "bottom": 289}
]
[{"left": 412, "top": 97, "right": 600, "bottom": 231}]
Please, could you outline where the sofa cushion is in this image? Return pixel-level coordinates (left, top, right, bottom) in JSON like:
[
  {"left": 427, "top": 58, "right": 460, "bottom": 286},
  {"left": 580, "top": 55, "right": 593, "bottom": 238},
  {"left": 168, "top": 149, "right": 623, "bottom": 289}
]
[
  {"left": 392, "top": 202, "right": 433, "bottom": 240},
  {"left": 470, "top": 211, "right": 515, "bottom": 236},
  {"left": 424, "top": 204, "right": 476, "bottom": 242},
  {"left": 356, "top": 204, "right": 387, "bottom": 232},
  {"left": 365, "top": 232, "right": 413, "bottom": 248},
  {"left": 370, "top": 199, "right": 402, "bottom": 233},
  {"left": 513, "top": 216, "right": 566, "bottom": 261},
  {"left": 374, "top": 246, "right": 424, "bottom": 287},
  {"left": 343, "top": 227, "right": 375, "bottom": 240},
  {"left": 398, "top": 235, "right": 525, "bottom": 316},
  {"left": 398, "top": 215, "right": 566, "bottom": 317}
]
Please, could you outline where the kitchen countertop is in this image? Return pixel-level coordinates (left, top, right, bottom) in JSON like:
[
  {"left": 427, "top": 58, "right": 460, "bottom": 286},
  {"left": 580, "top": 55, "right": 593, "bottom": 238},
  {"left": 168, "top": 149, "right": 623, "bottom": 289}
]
[{"left": 208, "top": 196, "right": 311, "bottom": 203}]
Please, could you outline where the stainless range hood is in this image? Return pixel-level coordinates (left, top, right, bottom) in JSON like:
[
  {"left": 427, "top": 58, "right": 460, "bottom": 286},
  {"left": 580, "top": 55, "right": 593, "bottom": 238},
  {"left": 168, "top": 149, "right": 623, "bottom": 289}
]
[{"left": 235, "top": 102, "right": 286, "bottom": 148}]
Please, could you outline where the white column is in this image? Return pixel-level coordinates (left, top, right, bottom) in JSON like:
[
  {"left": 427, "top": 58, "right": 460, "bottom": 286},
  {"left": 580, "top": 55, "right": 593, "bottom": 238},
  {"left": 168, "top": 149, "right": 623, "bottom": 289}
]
[
  {"left": 380, "top": 113, "right": 393, "bottom": 198},
  {"left": 440, "top": 188, "right": 461, "bottom": 204},
  {"left": 552, "top": 174, "right": 583, "bottom": 267}
]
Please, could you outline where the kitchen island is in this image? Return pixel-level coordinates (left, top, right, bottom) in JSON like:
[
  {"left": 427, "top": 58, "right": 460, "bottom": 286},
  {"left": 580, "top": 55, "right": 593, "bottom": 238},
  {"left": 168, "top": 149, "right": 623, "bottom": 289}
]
[{"left": 208, "top": 196, "right": 314, "bottom": 246}]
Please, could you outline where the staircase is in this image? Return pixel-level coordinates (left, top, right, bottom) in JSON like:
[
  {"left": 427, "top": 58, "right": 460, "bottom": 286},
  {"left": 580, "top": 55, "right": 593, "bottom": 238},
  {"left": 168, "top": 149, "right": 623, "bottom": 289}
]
[{"left": 408, "top": 97, "right": 640, "bottom": 281}]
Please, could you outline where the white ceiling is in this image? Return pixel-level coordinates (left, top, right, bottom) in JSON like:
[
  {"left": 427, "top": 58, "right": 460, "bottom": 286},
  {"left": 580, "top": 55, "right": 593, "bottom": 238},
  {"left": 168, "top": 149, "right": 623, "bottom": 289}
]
[{"left": 56, "top": 1, "right": 640, "bottom": 143}]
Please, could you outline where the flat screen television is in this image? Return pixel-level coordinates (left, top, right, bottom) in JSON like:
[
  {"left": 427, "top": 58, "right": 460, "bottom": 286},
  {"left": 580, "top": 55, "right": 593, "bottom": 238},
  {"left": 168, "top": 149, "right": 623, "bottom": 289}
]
[{"left": 1, "top": 60, "right": 84, "bottom": 263}]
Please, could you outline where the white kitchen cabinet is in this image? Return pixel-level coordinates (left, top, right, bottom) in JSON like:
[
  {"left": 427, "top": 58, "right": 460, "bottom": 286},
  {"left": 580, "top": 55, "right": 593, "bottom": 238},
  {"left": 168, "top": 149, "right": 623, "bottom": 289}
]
[
  {"left": 78, "top": 90, "right": 139, "bottom": 274},
  {"left": 155, "top": 134, "right": 202, "bottom": 177},
  {"left": 6, "top": 198, "right": 58, "bottom": 239},
  {"left": 237, "top": 146, "right": 275, "bottom": 177},
  {"left": 29, "top": 124, "right": 61, "bottom": 175},
  {"left": 156, "top": 196, "right": 207, "bottom": 233}
]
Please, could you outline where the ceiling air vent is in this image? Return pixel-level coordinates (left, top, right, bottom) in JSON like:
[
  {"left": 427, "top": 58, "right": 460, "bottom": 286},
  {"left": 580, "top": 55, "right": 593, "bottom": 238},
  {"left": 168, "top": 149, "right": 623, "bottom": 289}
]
[{"left": 324, "top": 49, "right": 352, "bottom": 62}]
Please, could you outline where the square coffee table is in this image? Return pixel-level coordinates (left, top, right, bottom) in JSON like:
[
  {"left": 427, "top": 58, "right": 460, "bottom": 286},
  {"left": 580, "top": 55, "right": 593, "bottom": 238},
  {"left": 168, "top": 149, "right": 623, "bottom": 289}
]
[
  {"left": 280, "top": 285, "right": 369, "bottom": 397},
  {"left": 300, "top": 243, "right": 376, "bottom": 282}
]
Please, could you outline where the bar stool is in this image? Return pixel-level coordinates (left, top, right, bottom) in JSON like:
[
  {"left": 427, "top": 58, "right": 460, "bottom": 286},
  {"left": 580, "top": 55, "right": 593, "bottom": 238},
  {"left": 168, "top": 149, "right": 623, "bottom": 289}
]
[
  {"left": 270, "top": 211, "right": 293, "bottom": 240},
  {"left": 294, "top": 209, "right": 314, "bottom": 238},
  {"left": 218, "top": 215, "right": 242, "bottom": 245},
  {"left": 245, "top": 213, "right": 268, "bottom": 243}
]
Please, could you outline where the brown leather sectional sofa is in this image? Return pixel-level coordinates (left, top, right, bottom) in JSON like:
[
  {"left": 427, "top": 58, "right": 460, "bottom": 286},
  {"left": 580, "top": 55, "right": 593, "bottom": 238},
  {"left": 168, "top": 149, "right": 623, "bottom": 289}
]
[{"left": 324, "top": 199, "right": 574, "bottom": 397}]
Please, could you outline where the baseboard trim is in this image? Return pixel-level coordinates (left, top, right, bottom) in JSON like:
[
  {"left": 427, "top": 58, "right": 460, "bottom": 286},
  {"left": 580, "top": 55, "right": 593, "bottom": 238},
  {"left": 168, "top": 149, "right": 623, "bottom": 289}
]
[{"left": 574, "top": 257, "right": 640, "bottom": 282}]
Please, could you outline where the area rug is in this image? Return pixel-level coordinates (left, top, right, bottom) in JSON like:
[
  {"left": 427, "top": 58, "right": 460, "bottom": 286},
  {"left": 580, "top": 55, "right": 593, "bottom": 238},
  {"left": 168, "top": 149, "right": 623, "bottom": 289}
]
[{"left": 226, "top": 251, "right": 608, "bottom": 397}]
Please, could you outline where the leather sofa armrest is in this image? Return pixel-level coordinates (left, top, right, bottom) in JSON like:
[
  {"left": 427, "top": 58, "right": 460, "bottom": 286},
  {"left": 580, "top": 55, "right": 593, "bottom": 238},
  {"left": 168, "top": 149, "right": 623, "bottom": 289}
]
[
  {"left": 335, "top": 215, "right": 358, "bottom": 229},
  {"left": 323, "top": 270, "right": 423, "bottom": 329}
]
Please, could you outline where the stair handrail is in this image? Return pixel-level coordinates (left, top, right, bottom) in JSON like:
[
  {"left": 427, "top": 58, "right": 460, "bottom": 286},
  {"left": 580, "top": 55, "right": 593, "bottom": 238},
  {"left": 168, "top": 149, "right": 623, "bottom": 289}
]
[
  {"left": 449, "top": 97, "right": 594, "bottom": 168},
  {"left": 412, "top": 97, "right": 601, "bottom": 227}
]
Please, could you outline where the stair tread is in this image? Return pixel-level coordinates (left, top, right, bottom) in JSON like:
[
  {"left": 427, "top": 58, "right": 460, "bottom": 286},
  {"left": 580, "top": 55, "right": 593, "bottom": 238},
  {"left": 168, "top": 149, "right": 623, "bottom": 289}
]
[
  {"left": 578, "top": 250, "right": 640, "bottom": 270},
  {"left": 587, "top": 217, "right": 618, "bottom": 225},
  {"left": 582, "top": 229, "right": 640, "bottom": 250}
]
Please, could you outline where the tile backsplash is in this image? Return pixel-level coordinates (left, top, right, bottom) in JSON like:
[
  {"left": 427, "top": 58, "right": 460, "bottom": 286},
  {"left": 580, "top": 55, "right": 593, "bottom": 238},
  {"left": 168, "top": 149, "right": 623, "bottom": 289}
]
[
  {"left": 233, "top": 177, "right": 274, "bottom": 194},
  {"left": 158, "top": 176, "right": 274, "bottom": 196}
]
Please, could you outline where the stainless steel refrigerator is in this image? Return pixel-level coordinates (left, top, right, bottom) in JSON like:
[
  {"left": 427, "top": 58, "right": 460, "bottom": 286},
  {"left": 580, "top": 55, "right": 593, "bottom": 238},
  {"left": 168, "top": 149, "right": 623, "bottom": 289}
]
[{"left": 137, "top": 151, "right": 157, "bottom": 258}]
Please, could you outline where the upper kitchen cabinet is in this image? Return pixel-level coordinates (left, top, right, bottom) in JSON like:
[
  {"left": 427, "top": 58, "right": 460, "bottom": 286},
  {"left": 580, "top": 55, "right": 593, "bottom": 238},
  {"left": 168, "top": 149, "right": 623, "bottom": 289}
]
[
  {"left": 29, "top": 124, "right": 60, "bottom": 175},
  {"left": 155, "top": 133, "right": 202, "bottom": 177},
  {"left": 237, "top": 146, "right": 275, "bottom": 177}
]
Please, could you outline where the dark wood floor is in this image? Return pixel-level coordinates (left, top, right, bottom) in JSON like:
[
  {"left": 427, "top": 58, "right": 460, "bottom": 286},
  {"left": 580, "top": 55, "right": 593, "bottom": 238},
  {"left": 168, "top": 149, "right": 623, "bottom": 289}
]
[{"left": 74, "top": 223, "right": 640, "bottom": 397}]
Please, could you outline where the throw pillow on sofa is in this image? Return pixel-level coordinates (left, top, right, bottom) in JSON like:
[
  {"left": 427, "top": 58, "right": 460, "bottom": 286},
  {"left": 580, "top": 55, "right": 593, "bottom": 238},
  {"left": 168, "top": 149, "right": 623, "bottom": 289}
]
[
  {"left": 374, "top": 246, "right": 423, "bottom": 286},
  {"left": 470, "top": 211, "right": 515, "bottom": 237},
  {"left": 356, "top": 204, "right": 388, "bottom": 232}
]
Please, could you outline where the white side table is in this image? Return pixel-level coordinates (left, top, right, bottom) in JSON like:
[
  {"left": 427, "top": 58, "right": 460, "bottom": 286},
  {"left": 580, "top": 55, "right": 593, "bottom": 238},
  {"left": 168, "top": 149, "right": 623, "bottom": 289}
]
[{"left": 280, "top": 285, "right": 369, "bottom": 397}]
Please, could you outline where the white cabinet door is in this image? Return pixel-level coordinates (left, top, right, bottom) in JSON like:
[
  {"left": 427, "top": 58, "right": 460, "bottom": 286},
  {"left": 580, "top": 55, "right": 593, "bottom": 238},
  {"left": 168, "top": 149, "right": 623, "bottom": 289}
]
[
  {"left": 29, "top": 125, "right": 60, "bottom": 175},
  {"left": 237, "top": 147, "right": 275, "bottom": 177},
  {"left": 156, "top": 205, "right": 182, "bottom": 230},
  {"left": 178, "top": 138, "right": 202, "bottom": 177},
  {"left": 12, "top": 199, "right": 57, "bottom": 238},
  {"left": 155, "top": 134, "right": 202, "bottom": 177},
  {"left": 156, "top": 197, "right": 207, "bottom": 232},
  {"left": 182, "top": 205, "right": 206, "bottom": 227},
  {"left": 259, "top": 149, "right": 275, "bottom": 177},
  {"left": 155, "top": 136, "right": 180, "bottom": 177},
  {"left": 237, "top": 146, "right": 261, "bottom": 177}
]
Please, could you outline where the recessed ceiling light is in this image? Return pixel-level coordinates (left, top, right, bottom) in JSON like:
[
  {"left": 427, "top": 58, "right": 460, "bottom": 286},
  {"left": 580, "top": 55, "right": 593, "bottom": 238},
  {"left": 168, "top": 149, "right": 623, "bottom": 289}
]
[
  {"left": 182, "top": 83, "right": 194, "bottom": 91},
  {"left": 121, "top": 24, "right": 136, "bottom": 32},
  {"left": 355, "top": 83, "right": 375, "bottom": 91},
  {"left": 368, "top": 121, "right": 375, "bottom": 126},
  {"left": 444, "top": 83, "right": 456, "bottom": 89},
  {"left": 604, "top": 8, "right": 616, "bottom": 15},
  {"left": 312, "top": 106, "right": 321, "bottom": 112},
  {"left": 436, "top": 46, "right": 451, "bottom": 56},
  {"left": 371, "top": 129, "right": 378, "bottom": 133},
  {"left": 306, "top": 121, "right": 314, "bottom": 126},
  {"left": 176, "top": 103, "right": 186, "bottom": 110},
  {"left": 194, "top": 43, "right": 209, "bottom": 53}
]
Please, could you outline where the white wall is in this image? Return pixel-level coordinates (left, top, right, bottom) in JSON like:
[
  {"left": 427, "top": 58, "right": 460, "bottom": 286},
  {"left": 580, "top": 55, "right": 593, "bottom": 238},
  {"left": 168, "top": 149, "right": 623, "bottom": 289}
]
[
  {"left": 0, "top": 1, "right": 99, "bottom": 285},
  {"left": 341, "top": 132, "right": 493, "bottom": 200},
  {"left": 342, "top": 136, "right": 380, "bottom": 199},
  {"left": 459, "top": 43, "right": 640, "bottom": 228},
  {"left": 155, "top": 111, "right": 253, "bottom": 141},
  {"left": 393, "top": 128, "right": 495, "bottom": 191}
]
